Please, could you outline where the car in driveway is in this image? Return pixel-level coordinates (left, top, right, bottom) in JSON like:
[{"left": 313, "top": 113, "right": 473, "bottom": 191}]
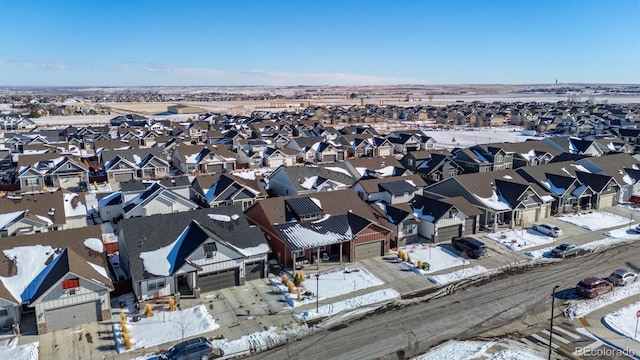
[
  {"left": 532, "top": 223, "right": 563, "bottom": 237},
  {"left": 575, "top": 277, "right": 614, "bottom": 299},
  {"left": 550, "top": 243, "right": 580, "bottom": 258},
  {"left": 451, "top": 237, "right": 488, "bottom": 259},
  {"left": 608, "top": 269, "right": 638, "bottom": 286},
  {"left": 160, "top": 336, "right": 222, "bottom": 360}
]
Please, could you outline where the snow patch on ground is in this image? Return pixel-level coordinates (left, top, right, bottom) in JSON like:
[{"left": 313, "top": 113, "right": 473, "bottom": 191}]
[
  {"left": 112, "top": 304, "right": 219, "bottom": 353},
  {"left": 270, "top": 267, "right": 384, "bottom": 308},
  {"left": 0, "top": 339, "right": 39, "bottom": 360},
  {"left": 412, "top": 339, "right": 545, "bottom": 360},
  {"left": 391, "top": 243, "right": 469, "bottom": 274},
  {"left": 484, "top": 229, "right": 555, "bottom": 250},
  {"left": 428, "top": 266, "right": 488, "bottom": 285},
  {"left": 604, "top": 300, "right": 640, "bottom": 343},
  {"left": 296, "top": 288, "right": 400, "bottom": 321},
  {"left": 557, "top": 211, "right": 630, "bottom": 231}
]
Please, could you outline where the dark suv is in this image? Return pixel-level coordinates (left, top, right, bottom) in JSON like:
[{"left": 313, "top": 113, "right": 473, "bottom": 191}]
[
  {"left": 160, "top": 337, "right": 222, "bottom": 360},
  {"left": 575, "top": 277, "right": 614, "bottom": 299},
  {"left": 451, "top": 237, "right": 488, "bottom": 259}
]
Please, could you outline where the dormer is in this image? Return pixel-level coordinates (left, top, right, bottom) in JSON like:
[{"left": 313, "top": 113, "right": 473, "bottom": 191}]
[{"left": 284, "top": 197, "right": 323, "bottom": 222}]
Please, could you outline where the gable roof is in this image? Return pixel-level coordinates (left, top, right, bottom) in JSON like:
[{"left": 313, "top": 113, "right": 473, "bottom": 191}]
[
  {"left": 274, "top": 165, "right": 356, "bottom": 192},
  {"left": 118, "top": 206, "right": 269, "bottom": 281},
  {"left": 0, "top": 190, "right": 66, "bottom": 225}
]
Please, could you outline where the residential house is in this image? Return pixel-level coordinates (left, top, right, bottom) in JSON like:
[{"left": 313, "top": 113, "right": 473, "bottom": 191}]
[
  {"left": 351, "top": 175, "right": 426, "bottom": 203},
  {"left": 424, "top": 169, "right": 552, "bottom": 231},
  {"left": 343, "top": 157, "right": 409, "bottom": 179},
  {"left": 368, "top": 202, "right": 418, "bottom": 247},
  {"left": 17, "top": 154, "right": 89, "bottom": 192},
  {"left": 576, "top": 153, "right": 640, "bottom": 203},
  {"left": 190, "top": 173, "right": 267, "bottom": 210},
  {"left": 402, "top": 150, "right": 463, "bottom": 184},
  {"left": 117, "top": 207, "right": 270, "bottom": 300},
  {"left": 266, "top": 164, "right": 355, "bottom": 197},
  {"left": 0, "top": 226, "right": 113, "bottom": 334},
  {"left": 121, "top": 182, "right": 198, "bottom": 219},
  {"left": 0, "top": 190, "right": 66, "bottom": 237},
  {"left": 285, "top": 137, "right": 346, "bottom": 164},
  {"left": 171, "top": 145, "right": 237, "bottom": 175},
  {"left": 409, "top": 195, "right": 470, "bottom": 243},
  {"left": 452, "top": 145, "right": 514, "bottom": 173},
  {"left": 245, "top": 190, "right": 392, "bottom": 267},
  {"left": 102, "top": 148, "right": 169, "bottom": 189}
]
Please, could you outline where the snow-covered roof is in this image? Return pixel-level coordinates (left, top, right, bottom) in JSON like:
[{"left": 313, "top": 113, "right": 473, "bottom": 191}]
[{"left": 472, "top": 190, "right": 511, "bottom": 211}]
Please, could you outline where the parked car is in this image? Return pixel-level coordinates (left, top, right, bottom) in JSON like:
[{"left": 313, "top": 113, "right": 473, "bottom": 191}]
[
  {"left": 550, "top": 243, "right": 580, "bottom": 258},
  {"left": 575, "top": 277, "right": 614, "bottom": 299},
  {"left": 628, "top": 195, "right": 640, "bottom": 205},
  {"left": 451, "top": 237, "right": 488, "bottom": 259},
  {"left": 160, "top": 336, "right": 222, "bottom": 360},
  {"left": 532, "top": 223, "right": 563, "bottom": 237},
  {"left": 608, "top": 269, "right": 638, "bottom": 286}
]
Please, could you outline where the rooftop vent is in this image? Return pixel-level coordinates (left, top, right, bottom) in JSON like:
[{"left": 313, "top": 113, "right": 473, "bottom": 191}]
[{"left": 48, "top": 208, "right": 55, "bottom": 216}]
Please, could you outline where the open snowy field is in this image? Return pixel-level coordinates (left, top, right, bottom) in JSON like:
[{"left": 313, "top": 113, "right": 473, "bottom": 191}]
[{"left": 557, "top": 211, "right": 631, "bottom": 231}]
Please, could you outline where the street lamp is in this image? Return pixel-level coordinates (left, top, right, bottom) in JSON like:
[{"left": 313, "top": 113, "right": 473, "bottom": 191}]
[
  {"left": 315, "top": 273, "right": 320, "bottom": 313},
  {"left": 548, "top": 285, "right": 560, "bottom": 360}
]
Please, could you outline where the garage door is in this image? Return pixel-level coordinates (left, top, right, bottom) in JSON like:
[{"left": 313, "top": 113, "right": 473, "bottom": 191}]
[
  {"left": 198, "top": 268, "right": 239, "bottom": 293},
  {"left": 58, "top": 176, "right": 80, "bottom": 189},
  {"left": 355, "top": 241, "right": 384, "bottom": 261},
  {"left": 436, "top": 224, "right": 462, "bottom": 243},
  {"left": 520, "top": 208, "right": 538, "bottom": 224},
  {"left": 46, "top": 301, "right": 100, "bottom": 331},
  {"left": 207, "top": 164, "right": 224, "bottom": 173},
  {"left": 114, "top": 173, "right": 133, "bottom": 182},
  {"left": 464, "top": 218, "right": 476, "bottom": 235},
  {"left": 322, "top": 155, "right": 336, "bottom": 163},
  {"left": 270, "top": 159, "right": 284, "bottom": 168},
  {"left": 245, "top": 261, "right": 265, "bottom": 281},
  {"left": 598, "top": 194, "right": 616, "bottom": 209}
]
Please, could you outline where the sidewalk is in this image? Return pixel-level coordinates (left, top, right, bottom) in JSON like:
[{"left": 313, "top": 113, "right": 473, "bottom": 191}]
[{"left": 581, "top": 294, "right": 640, "bottom": 359}]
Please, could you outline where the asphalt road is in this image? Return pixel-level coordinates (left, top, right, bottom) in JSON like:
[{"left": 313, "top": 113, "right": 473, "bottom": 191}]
[{"left": 248, "top": 241, "right": 640, "bottom": 360}]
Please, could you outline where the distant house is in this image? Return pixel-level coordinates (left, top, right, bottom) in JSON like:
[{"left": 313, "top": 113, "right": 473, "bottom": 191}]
[
  {"left": 266, "top": 164, "right": 355, "bottom": 197},
  {"left": 117, "top": 207, "right": 270, "bottom": 300},
  {"left": 352, "top": 175, "right": 426, "bottom": 204},
  {"left": 167, "top": 104, "right": 206, "bottom": 114},
  {"left": 17, "top": 154, "right": 89, "bottom": 192},
  {"left": 190, "top": 173, "right": 267, "bottom": 210}
]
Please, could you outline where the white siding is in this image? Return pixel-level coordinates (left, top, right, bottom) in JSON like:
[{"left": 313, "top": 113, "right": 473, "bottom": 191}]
[
  {"left": 268, "top": 170, "right": 297, "bottom": 196},
  {"left": 139, "top": 276, "right": 174, "bottom": 301},
  {"left": 390, "top": 192, "right": 416, "bottom": 204},
  {"left": 418, "top": 219, "right": 435, "bottom": 239},
  {"left": 34, "top": 276, "right": 110, "bottom": 324},
  {"left": 99, "top": 204, "right": 123, "bottom": 222},
  {"left": 64, "top": 216, "right": 88, "bottom": 230},
  {"left": 0, "top": 298, "right": 20, "bottom": 326}
]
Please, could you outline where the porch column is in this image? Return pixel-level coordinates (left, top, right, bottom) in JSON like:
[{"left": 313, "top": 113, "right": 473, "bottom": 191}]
[
  {"left": 292, "top": 252, "right": 296, "bottom": 272},
  {"left": 339, "top": 241, "right": 343, "bottom": 266}
]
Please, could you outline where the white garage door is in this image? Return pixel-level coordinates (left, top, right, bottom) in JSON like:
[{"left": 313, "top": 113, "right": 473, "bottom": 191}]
[
  {"left": 270, "top": 158, "right": 285, "bottom": 168},
  {"left": 598, "top": 193, "right": 616, "bottom": 209},
  {"left": 46, "top": 301, "right": 100, "bottom": 331},
  {"left": 520, "top": 208, "right": 538, "bottom": 224},
  {"left": 58, "top": 176, "right": 80, "bottom": 189}
]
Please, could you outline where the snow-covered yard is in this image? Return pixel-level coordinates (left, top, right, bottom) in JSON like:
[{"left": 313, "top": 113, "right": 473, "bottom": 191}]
[
  {"left": 557, "top": 211, "right": 631, "bottom": 231},
  {"left": 428, "top": 266, "right": 488, "bottom": 285},
  {"left": 296, "top": 288, "right": 400, "bottom": 321},
  {"left": 270, "top": 267, "right": 384, "bottom": 307},
  {"left": 0, "top": 339, "right": 39, "bottom": 360},
  {"left": 391, "top": 243, "right": 469, "bottom": 274},
  {"left": 565, "top": 282, "right": 640, "bottom": 320},
  {"left": 604, "top": 300, "right": 640, "bottom": 343},
  {"left": 112, "top": 304, "right": 220, "bottom": 353},
  {"left": 484, "top": 229, "right": 555, "bottom": 250},
  {"left": 412, "top": 339, "right": 545, "bottom": 360}
]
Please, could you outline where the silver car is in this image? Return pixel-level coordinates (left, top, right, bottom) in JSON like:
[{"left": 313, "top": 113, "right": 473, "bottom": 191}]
[
  {"left": 532, "top": 223, "right": 563, "bottom": 237},
  {"left": 608, "top": 269, "right": 638, "bottom": 286}
]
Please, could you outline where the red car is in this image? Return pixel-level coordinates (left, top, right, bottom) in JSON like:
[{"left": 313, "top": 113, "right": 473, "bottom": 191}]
[
  {"left": 576, "top": 277, "right": 614, "bottom": 299},
  {"left": 628, "top": 195, "right": 640, "bottom": 205}
]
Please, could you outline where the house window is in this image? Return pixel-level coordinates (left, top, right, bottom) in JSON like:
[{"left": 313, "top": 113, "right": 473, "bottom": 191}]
[
  {"left": 67, "top": 164, "right": 73, "bottom": 169},
  {"left": 496, "top": 155, "right": 503, "bottom": 162},
  {"left": 147, "top": 278, "right": 165, "bottom": 291},
  {"left": 0, "top": 309, "right": 7, "bottom": 317},
  {"left": 291, "top": 249, "right": 304, "bottom": 258},
  {"left": 204, "top": 243, "right": 217, "bottom": 259},
  {"left": 408, "top": 159, "right": 414, "bottom": 166},
  {"left": 26, "top": 178, "right": 39, "bottom": 186},
  {"left": 402, "top": 224, "right": 416, "bottom": 235},
  {"left": 62, "top": 278, "right": 80, "bottom": 290}
]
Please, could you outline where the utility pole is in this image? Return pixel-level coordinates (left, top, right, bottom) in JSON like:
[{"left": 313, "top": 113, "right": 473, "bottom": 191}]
[{"left": 548, "top": 285, "right": 560, "bottom": 360}]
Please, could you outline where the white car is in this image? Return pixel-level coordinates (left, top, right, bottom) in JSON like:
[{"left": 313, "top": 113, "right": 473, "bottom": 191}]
[{"left": 532, "top": 223, "right": 563, "bottom": 237}]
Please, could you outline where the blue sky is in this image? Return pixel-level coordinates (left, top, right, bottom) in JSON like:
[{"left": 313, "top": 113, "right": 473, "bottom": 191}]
[{"left": 1, "top": 0, "right": 638, "bottom": 86}]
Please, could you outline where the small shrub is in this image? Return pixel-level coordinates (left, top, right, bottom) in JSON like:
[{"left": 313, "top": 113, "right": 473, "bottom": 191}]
[
  {"left": 417, "top": 260, "right": 423, "bottom": 269},
  {"left": 397, "top": 249, "right": 405, "bottom": 259},
  {"left": 281, "top": 274, "right": 289, "bottom": 284},
  {"left": 406, "top": 254, "right": 411, "bottom": 263},
  {"left": 297, "top": 287, "right": 302, "bottom": 301},
  {"left": 287, "top": 280, "right": 295, "bottom": 294}
]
